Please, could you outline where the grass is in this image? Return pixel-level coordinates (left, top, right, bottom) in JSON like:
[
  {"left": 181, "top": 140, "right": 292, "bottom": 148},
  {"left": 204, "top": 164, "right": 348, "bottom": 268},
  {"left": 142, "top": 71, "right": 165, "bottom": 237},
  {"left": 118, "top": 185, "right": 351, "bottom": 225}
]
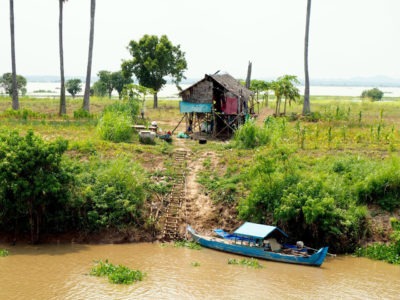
[{"left": 90, "top": 259, "right": 145, "bottom": 284}]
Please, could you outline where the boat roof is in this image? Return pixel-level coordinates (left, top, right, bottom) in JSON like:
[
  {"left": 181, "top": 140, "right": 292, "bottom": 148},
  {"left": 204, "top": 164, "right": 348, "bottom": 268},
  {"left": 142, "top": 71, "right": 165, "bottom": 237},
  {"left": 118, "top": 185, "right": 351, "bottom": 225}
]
[{"left": 233, "top": 222, "right": 288, "bottom": 239}]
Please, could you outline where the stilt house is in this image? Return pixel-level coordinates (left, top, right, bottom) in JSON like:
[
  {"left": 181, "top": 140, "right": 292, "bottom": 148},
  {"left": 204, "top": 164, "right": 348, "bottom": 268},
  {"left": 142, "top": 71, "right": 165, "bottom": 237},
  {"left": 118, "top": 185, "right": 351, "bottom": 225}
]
[{"left": 179, "top": 73, "right": 253, "bottom": 138}]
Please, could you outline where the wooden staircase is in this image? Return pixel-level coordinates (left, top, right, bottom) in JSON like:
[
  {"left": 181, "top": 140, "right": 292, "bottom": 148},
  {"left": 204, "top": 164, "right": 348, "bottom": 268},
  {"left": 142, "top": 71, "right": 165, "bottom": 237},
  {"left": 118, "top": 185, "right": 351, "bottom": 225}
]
[{"left": 162, "top": 149, "right": 187, "bottom": 241}]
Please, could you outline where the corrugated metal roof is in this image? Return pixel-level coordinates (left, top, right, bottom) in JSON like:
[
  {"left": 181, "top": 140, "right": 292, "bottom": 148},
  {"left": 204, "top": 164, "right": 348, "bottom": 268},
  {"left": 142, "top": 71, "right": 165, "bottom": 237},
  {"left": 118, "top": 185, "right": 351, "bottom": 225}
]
[{"left": 233, "top": 222, "right": 288, "bottom": 239}]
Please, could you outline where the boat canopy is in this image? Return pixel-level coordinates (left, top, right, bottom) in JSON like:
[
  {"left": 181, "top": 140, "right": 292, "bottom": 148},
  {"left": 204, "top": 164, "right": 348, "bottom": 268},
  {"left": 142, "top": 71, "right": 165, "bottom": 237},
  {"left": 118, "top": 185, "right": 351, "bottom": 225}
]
[{"left": 233, "top": 222, "right": 288, "bottom": 240}]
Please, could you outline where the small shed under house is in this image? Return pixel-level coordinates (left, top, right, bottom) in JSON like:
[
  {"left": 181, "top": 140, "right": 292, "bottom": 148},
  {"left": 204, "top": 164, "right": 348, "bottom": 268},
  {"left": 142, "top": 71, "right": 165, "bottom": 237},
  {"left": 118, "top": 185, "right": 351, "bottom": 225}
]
[{"left": 178, "top": 73, "right": 254, "bottom": 139}]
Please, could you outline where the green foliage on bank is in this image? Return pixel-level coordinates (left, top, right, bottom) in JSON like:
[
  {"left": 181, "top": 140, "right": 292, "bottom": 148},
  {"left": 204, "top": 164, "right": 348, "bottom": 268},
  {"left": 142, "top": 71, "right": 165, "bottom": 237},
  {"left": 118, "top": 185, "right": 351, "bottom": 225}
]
[
  {"left": 0, "top": 129, "right": 149, "bottom": 241},
  {"left": 355, "top": 218, "right": 400, "bottom": 264},
  {"left": 0, "top": 130, "right": 72, "bottom": 243},
  {"left": 199, "top": 145, "right": 400, "bottom": 252},
  {"left": 90, "top": 259, "right": 145, "bottom": 284},
  {"left": 73, "top": 158, "right": 147, "bottom": 231}
]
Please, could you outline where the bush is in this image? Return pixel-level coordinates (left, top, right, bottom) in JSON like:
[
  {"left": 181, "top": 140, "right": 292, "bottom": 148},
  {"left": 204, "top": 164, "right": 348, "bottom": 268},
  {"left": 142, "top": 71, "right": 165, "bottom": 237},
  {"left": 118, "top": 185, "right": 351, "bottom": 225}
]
[
  {"left": 74, "top": 158, "right": 147, "bottom": 230},
  {"left": 361, "top": 88, "right": 384, "bottom": 101},
  {"left": 355, "top": 159, "right": 400, "bottom": 211},
  {"left": 97, "top": 111, "right": 133, "bottom": 142},
  {"left": 234, "top": 119, "right": 270, "bottom": 149},
  {"left": 0, "top": 130, "right": 72, "bottom": 243},
  {"left": 73, "top": 108, "right": 93, "bottom": 119},
  {"left": 237, "top": 152, "right": 369, "bottom": 252}
]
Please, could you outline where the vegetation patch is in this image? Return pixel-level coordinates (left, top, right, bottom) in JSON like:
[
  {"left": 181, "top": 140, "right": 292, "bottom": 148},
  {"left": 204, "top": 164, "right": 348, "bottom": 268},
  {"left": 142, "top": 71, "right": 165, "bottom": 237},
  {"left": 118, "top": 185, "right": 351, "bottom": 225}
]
[
  {"left": 0, "top": 249, "right": 9, "bottom": 257},
  {"left": 227, "top": 258, "right": 263, "bottom": 269},
  {"left": 355, "top": 218, "right": 400, "bottom": 264},
  {"left": 174, "top": 240, "right": 202, "bottom": 250},
  {"left": 191, "top": 261, "right": 201, "bottom": 267},
  {"left": 90, "top": 259, "right": 145, "bottom": 284}
]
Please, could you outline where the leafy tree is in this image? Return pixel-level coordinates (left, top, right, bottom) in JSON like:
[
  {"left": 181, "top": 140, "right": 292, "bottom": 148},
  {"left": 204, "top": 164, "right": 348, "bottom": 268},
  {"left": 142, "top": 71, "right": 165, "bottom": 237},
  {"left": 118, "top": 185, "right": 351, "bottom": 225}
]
[
  {"left": 271, "top": 75, "right": 300, "bottom": 116},
  {"left": 122, "top": 34, "right": 187, "bottom": 108},
  {"left": 66, "top": 78, "right": 82, "bottom": 98},
  {"left": 0, "top": 130, "right": 72, "bottom": 244},
  {"left": 303, "top": 0, "right": 312, "bottom": 115},
  {"left": 96, "top": 70, "right": 133, "bottom": 99},
  {"left": 97, "top": 70, "right": 113, "bottom": 98},
  {"left": 9, "top": 0, "right": 19, "bottom": 109},
  {"left": 92, "top": 80, "right": 107, "bottom": 97},
  {"left": 0, "top": 73, "right": 27, "bottom": 96},
  {"left": 361, "top": 88, "right": 384, "bottom": 101},
  {"left": 59, "top": 0, "right": 68, "bottom": 115},
  {"left": 122, "top": 83, "right": 154, "bottom": 111},
  {"left": 249, "top": 80, "right": 271, "bottom": 108},
  {"left": 82, "top": 0, "right": 96, "bottom": 112},
  {"left": 112, "top": 71, "right": 133, "bottom": 99}
]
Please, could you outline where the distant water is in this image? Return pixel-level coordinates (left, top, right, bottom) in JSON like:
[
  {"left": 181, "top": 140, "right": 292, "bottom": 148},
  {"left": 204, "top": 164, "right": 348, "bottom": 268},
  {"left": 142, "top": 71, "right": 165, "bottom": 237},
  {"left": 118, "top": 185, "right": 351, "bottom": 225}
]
[{"left": 24, "top": 82, "right": 400, "bottom": 98}]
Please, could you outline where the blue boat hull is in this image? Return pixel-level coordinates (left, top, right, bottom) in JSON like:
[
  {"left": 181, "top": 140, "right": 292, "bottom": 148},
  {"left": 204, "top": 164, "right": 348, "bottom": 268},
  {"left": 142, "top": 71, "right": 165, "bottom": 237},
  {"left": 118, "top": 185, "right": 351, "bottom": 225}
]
[{"left": 187, "top": 226, "right": 328, "bottom": 267}]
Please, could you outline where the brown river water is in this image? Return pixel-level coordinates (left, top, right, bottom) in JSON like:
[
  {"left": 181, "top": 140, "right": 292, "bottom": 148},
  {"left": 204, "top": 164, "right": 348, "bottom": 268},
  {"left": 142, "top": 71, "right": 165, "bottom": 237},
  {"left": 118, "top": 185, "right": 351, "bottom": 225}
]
[{"left": 0, "top": 242, "right": 399, "bottom": 300}]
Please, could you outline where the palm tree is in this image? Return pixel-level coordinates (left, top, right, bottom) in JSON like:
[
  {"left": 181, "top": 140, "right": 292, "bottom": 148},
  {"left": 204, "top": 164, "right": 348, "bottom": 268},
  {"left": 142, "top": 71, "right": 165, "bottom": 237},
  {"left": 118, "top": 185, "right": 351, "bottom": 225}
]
[
  {"left": 59, "top": 0, "right": 67, "bottom": 115},
  {"left": 9, "top": 0, "right": 19, "bottom": 110},
  {"left": 303, "top": 0, "right": 312, "bottom": 115},
  {"left": 83, "top": 0, "right": 96, "bottom": 112}
]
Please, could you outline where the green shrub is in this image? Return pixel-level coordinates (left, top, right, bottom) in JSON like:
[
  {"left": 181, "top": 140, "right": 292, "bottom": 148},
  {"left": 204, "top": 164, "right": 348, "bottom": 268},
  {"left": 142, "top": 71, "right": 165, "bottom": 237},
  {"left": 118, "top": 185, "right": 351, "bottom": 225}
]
[
  {"left": 361, "top": 88, "right": 384, "bottom": 101},
  {"left": 234, "top": 120, "right": 270, "bottom": 149},
  {"left": 73, "top": 108, "right": 93, "bottom": 119},
  {"left": 355, "top": 159, "right": 400, "bottom": 211},
  {"left": 0, "top": 130, "right": 73, "bottom": 243},
  {"left": 74, "top": 158, "right": 147, "bottom": 231},
  {"left": 1, "top": 108, "right": 46, "bottom": 120},
  {"left": 97, "top": 111, "right": 132, "bottom": 142}
]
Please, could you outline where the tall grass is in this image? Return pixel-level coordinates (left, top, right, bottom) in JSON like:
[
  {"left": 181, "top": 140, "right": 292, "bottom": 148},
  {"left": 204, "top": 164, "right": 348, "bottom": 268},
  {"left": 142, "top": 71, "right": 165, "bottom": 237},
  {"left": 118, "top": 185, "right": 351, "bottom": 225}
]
[{"left": 97, "top": 111, "right": 133, "bottom": 142}]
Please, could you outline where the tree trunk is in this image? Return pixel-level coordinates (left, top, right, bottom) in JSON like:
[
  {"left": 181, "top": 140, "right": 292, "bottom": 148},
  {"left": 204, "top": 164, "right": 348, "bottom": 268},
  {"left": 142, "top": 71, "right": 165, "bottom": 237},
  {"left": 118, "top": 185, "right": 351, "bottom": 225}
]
[
  {"left": 284, "top": 98, "right": 287, "bottom": 116},
  {"left": 9, "top": 0, "right": 19, "bottom": 110},
  {"left": 303, "top": 0, "right": 312, "bottom": 115},
  {"left": 83, "top": 0, "right": 96, "bottom": 112},
  {"left": 275, "top": 96, "right": 280, "bottom": 116},
  {"left": 28, "top": 199, "right": 34, "bottom": 244},
  {"left": 59, "top": 0, "right": 66, "bottom": 115},
  {"left": 153, "top": 92, "right": 158, "bottom": 109},
  {"left": 245, "top": 61, "right": 252, "bottom": 89}
]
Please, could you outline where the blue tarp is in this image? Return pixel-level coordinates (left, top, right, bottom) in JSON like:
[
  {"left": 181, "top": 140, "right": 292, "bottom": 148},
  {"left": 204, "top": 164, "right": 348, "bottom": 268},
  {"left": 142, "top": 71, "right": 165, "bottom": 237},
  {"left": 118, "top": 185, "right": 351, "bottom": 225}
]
[
  {"left": 180, "top": 101, "right": 212, "bottom": 113},
  {"left": 214, "top": 229, "right": 251, "bottom": 242},
  {"left": 233, "top": 222, "right": 288, "bottom": 239}
]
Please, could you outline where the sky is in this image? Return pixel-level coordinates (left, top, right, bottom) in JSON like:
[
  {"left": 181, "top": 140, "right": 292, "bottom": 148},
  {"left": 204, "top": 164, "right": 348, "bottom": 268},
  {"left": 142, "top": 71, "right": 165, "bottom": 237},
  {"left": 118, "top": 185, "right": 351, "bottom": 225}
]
[{"left": 0, "top": 0, "right": 400, "bottom": 82}]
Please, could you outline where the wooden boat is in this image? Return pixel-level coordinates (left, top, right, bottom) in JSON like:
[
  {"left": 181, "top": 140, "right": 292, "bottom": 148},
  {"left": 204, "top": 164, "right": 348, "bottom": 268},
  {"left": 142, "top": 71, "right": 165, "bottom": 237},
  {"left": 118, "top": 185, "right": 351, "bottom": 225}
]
[{"left": 187, "top": 222, "right": 329, "bottom": 267}]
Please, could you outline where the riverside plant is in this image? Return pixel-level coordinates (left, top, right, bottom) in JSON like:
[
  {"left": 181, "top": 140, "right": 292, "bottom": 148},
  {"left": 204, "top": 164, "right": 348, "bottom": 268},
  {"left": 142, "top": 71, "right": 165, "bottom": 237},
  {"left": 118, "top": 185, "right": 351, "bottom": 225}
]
[
  {"left": 90, "top": 259, "right": 145, "bottom": 284},
  {"left": 174, "top": 240, "right": 202, "bottom": 250},
  {"left": 227, "top": 258, "right": 263, "bottom": 269},
  {"left": 0, "top": 249, "right": 9, "bottom": 257}
]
